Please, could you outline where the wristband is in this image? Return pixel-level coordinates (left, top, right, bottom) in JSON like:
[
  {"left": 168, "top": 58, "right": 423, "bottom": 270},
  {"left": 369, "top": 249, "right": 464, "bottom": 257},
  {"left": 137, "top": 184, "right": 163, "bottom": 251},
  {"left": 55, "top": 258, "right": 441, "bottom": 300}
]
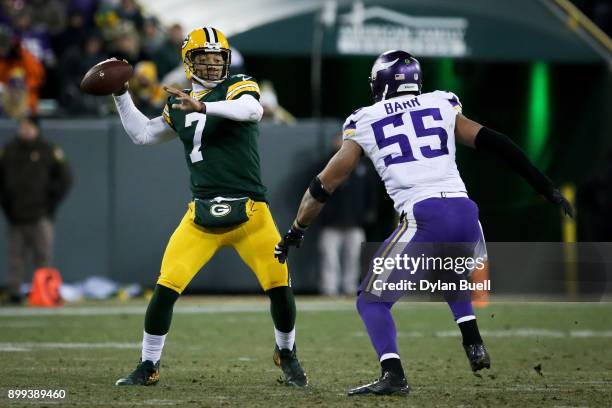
[{"left": 292, "top": 220, "right": 308, "bottom": 231}]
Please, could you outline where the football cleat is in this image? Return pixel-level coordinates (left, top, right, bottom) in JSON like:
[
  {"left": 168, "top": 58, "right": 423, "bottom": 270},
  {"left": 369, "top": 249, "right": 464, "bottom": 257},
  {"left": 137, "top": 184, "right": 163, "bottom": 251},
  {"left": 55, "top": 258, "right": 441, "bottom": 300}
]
[
  {"left": 273, "top": 345, "right": 308, "bottom": 387},
  {"left": 115, "top": 359, "right": 160, "bottom": 386},
  {"left": 348, "top": 371, "right": 410, "bottom": 396},
  {"left": 464, "top": 343, "right": 491, "bottom": 372}
]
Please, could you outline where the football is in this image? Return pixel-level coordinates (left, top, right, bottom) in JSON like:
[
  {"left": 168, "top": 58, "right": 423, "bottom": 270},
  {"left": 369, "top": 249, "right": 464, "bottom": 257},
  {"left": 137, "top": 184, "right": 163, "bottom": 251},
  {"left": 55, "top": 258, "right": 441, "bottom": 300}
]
[{"left": 80, "top": 59, "right": 133, "bottom": 95}]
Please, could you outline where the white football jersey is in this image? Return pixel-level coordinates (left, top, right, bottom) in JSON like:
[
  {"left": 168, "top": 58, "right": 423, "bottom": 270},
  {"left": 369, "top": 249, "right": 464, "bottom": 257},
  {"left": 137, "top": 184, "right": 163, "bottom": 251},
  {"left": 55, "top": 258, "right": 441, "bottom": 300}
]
[{"left": 342, "top": 90, "right": 467, "bottom": 215}]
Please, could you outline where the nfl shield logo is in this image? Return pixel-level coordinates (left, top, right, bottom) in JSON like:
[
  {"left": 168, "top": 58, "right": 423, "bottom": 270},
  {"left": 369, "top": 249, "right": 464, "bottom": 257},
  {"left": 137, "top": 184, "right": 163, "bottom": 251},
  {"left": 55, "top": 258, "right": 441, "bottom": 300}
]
[{"left": 395, "top": 73, "right": 405, "bottom": 80}]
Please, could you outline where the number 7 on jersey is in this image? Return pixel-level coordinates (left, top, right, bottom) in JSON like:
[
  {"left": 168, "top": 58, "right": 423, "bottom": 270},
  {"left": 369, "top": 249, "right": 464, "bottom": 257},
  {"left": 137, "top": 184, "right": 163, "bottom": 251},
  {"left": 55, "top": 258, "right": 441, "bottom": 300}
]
[{"left": 185, "top": 112, "right": 206, "bottom": 163}]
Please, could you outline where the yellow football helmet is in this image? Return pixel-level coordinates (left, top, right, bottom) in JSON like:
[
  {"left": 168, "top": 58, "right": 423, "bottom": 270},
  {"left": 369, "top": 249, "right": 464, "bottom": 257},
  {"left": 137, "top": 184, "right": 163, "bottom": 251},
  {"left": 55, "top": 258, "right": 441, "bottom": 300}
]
[{"left": 181, "top": 27, "right": 231, "bottom": 84}]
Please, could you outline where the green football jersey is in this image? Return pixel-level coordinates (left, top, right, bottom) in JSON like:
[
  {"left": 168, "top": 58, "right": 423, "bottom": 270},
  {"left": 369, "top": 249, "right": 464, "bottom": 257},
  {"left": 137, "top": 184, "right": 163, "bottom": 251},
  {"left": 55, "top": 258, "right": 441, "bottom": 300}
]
[{"left": 162, "top": 74, "right": 266, "bottom": 201}]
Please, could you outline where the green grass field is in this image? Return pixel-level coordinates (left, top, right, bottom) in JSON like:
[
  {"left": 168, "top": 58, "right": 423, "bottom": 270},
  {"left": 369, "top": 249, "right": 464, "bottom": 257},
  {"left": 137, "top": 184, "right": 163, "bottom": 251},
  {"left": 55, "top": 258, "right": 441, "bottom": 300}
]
[{"left": 1, "top": 298, "right": 611, "bottom": 407}]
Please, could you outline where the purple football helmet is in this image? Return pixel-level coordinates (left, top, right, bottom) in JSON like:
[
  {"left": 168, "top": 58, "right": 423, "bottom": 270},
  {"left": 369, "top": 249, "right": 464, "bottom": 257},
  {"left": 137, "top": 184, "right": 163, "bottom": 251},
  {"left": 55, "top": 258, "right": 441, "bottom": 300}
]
[{"left": 369, "top": 50, "right": 422, "bottom": 103}]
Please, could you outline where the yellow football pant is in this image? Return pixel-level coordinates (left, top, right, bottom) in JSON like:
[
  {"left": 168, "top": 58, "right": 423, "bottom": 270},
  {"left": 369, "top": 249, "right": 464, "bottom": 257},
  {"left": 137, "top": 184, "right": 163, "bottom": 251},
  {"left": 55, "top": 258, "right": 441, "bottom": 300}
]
[{"left": 157, "top": 201, "right": 289, "bottom": 294}]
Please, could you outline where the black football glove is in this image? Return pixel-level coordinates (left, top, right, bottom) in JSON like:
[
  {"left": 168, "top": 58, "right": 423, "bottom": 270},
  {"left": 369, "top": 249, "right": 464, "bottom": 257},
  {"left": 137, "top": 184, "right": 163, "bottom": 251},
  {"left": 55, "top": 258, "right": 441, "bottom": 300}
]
[
  {"left": 275, "top": 223, "right": 306, "bottom": 264},
  {"left": 548, "top": 188, "right": 574, "bottom": 218}
]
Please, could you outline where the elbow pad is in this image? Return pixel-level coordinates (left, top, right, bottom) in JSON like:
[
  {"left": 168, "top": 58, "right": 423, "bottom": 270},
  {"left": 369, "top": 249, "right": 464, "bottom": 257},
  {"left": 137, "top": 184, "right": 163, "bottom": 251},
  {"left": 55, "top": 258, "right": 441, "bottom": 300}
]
[{"left": 309, "top": 176, "right": 331, "bottom": 203}]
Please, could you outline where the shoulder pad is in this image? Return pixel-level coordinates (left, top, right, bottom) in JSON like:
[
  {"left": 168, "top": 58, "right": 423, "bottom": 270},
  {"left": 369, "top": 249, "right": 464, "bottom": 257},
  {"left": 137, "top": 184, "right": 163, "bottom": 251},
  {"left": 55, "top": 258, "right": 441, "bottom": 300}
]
[
  {"left": 228, "top": 74, "right": 256, "bottom": 83},
  {"left": 350, "top": 107, "right": 364, "bottom": 116},
  {"left": 226, "top": 74, "right": 260, "bottom": 100},
  {"left": 431, "top": 90, "right": 462, "bottom": 111},
  {"left": 342, "top": 118, "right": 357, "bottom": 138},
  {"left": 343, "top": 107, "right": 365, "bottom": 138}
]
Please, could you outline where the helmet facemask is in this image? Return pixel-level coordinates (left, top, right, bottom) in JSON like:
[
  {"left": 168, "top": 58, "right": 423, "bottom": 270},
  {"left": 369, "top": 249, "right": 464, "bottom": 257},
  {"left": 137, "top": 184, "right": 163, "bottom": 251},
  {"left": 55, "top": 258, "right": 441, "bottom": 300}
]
[{"left": 186, "top": 48, "right": 231, "bottom": 84}]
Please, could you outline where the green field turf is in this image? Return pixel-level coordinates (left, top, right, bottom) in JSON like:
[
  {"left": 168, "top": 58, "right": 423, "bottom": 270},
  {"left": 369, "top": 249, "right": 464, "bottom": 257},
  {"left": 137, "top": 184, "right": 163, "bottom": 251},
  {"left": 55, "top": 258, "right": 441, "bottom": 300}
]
[{"left": 0, "top": 298, "right": 611, "bottom": 407}]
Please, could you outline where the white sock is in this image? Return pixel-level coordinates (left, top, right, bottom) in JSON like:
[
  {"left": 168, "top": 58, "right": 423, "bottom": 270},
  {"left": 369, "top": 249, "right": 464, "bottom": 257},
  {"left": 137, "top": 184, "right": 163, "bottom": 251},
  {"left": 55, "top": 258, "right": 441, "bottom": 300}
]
[
  {"left": 274, "top": 328, "right": 295, "bottom": 350},
  {"left": 142, "top": 331, "right": 166, "bottom": 363},
  {"left": 380, "top": 353, "right": 400, "bottom": 362}
]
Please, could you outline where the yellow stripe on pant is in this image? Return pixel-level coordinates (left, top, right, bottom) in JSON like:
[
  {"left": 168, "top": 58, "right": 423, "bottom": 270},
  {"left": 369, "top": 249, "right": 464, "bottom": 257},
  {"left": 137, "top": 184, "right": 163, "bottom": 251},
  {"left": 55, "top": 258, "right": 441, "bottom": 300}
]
[
  {"left": 365, "top": 219, "right": 408, "bottom": 292},
  {"left": 157, "top": 201, "right": 289, "bottom": 294}
]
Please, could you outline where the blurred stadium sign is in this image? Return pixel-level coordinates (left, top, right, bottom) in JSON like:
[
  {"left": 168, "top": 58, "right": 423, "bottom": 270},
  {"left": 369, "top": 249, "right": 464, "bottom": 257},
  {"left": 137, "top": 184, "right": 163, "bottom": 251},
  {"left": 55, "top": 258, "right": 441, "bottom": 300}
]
[
  {"left": 336, "top": 6, "right": 468, "bottom": 57},
  {"left": 203, "top": 0, "right": 605, "bottom": 63}
]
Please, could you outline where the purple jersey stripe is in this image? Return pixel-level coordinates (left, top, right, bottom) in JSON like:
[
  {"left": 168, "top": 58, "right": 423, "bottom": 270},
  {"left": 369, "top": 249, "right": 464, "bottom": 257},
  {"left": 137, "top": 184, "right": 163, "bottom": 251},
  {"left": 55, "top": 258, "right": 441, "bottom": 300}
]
[
  {"left": 448, "top": 95, "right": 461, "bottom": 108},
  {"left": 343, "top": 119, "right": 357, "bottom": 131},
  {"left": 364, "top": 219, "right": 408, "bottom": 292}
]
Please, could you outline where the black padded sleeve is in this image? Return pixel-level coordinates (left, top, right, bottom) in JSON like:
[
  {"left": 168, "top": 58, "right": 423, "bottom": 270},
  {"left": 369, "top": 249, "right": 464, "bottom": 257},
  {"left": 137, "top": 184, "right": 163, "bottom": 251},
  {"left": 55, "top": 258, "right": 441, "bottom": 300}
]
[{"left": 474, "top": 127, "right": 555, "bottom": 201}]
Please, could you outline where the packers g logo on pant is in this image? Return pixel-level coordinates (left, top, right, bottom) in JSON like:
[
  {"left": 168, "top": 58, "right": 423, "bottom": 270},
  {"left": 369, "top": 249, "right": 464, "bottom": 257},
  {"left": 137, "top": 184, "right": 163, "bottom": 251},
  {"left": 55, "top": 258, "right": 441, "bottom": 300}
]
[
  {"left": 210, "top": 203, "right": 231, "bottom": 217},
  {"left": 158, "top": 201, "right": 289, "bottom": 294}
]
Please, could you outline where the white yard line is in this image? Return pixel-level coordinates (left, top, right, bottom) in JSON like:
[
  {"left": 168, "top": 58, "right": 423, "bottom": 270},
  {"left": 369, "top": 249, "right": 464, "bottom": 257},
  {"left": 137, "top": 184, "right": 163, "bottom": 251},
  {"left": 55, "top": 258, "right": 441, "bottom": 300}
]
[
  {"left": 0, "top": 345, "right": 30, "bottom": 352},
  {"left": 3, "top": 329, "right": 609, "bottom": 354},
  {"left": 0, "top": 342, "right": 140, "bottom": 352},
  {"left": 0, "top": 302, "right": 356, "bottom": 316},
  {"left": 0, "top": 300, "right": 610, "bottom": 317}
]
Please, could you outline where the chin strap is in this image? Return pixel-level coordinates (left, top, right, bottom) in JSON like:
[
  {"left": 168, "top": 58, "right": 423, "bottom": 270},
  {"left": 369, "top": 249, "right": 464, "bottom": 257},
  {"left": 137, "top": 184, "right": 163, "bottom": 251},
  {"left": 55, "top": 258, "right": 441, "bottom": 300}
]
[
  {"left": 381, "top": 84, "right": 389, "bottom": 101},
  {"left": 192, "top": 77, "right": 219, "bottom": 90}
]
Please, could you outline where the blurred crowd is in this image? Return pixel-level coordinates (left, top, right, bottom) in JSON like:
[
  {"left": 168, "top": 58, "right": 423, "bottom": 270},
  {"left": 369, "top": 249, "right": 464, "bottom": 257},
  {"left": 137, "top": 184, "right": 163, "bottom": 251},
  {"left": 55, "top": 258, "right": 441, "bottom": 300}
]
[
  {"left": 0, "top": 0, "right": 297, "bottom": 121},
  {"left": 0, "top": 0, "right": 232, "bottom": 118}
]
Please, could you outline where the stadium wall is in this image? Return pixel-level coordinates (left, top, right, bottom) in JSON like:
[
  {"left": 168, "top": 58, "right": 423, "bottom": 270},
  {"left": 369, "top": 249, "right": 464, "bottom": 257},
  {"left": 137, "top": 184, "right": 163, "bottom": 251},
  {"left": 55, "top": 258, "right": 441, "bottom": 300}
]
[
  {"left": 0, "top": 119, "right": 341, "bottom": 293},
  {"left": 1, "top": 119, "right": 610, "bottom": 298}
]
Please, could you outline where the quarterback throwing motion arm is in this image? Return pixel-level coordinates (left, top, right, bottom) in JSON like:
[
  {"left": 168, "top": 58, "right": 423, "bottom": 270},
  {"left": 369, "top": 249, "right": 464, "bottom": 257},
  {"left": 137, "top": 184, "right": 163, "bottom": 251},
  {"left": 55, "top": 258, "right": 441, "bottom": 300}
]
[
  {"left": 113, "top": 85, "right": 262, "bottom": 146},
  {"left": 274, "top": 139, "right": 362, "bottom": 263},
  {"left": 163, "top": 86, "right": 263, "bottom": 121},
  {"left": 113, "top": 90, "right": 176, "bottom": 145}
]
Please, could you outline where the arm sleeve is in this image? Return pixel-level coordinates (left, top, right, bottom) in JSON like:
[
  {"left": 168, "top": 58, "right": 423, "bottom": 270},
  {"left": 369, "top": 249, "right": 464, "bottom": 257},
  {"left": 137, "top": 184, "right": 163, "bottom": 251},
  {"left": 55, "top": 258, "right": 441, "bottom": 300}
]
[
  {"left": 113, "top": 92, "right": 177, "bottom": 145},
  {"left": 204, "top": 94, "right": 263, "bottom": 122},
  {"left": 474, "top": 126, "right": 556, "bottom": 201}
]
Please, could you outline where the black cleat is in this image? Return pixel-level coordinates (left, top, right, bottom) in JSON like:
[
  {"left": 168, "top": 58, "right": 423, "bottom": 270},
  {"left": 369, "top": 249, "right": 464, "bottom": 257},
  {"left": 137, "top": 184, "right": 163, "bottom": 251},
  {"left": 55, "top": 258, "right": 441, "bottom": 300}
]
[
  {"left": 348, "top": 371, "right": 410, "bottom": 396},
  {"left": 273, "top": 345, "right": 308, "bottom": 387},
  {"left": 464, "top": 343, "right": 491, "bottom": 372},
  {"left": 115, "top": 359, "right": 160, "bottom": 386}
]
